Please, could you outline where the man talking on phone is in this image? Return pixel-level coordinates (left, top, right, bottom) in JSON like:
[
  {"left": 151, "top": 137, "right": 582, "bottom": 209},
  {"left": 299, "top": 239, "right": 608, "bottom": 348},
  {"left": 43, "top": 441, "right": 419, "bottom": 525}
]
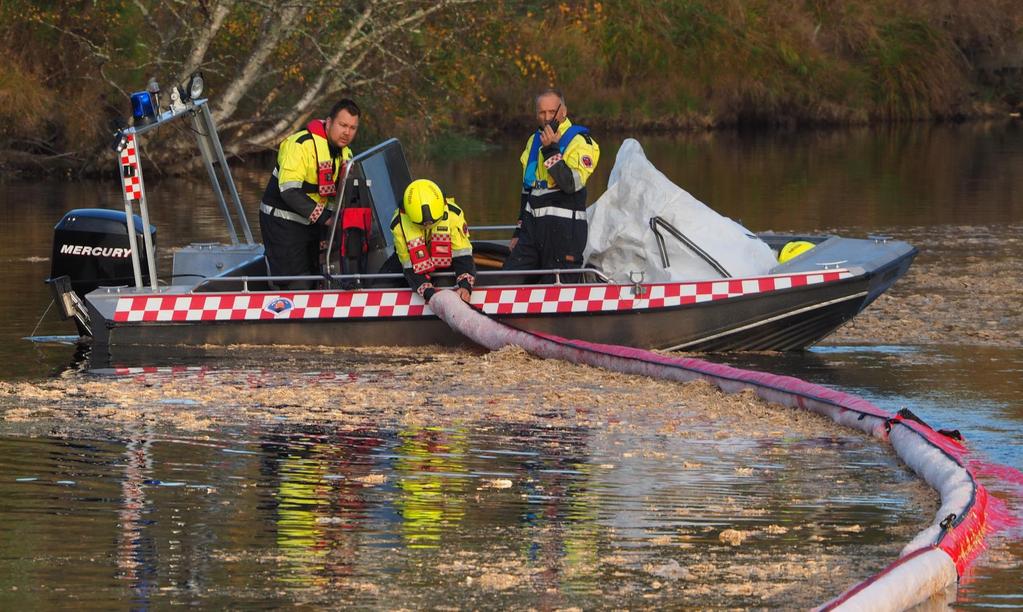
[{"left": 504, "top": 88, "right": 600, "bottom": 278}]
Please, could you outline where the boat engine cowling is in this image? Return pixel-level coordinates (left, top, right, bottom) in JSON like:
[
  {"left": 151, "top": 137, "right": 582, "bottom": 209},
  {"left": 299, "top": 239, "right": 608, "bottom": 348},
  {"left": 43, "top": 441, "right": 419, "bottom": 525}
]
[{"left": 50, "top": 208, "right": 156, "bottom": 299}]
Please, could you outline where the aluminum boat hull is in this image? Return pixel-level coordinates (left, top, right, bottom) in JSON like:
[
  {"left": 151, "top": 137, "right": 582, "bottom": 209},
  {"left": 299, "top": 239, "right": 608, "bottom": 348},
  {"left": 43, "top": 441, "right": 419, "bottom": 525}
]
[{"left": 83, "top": 235, "right": 916, "bottom": 356}]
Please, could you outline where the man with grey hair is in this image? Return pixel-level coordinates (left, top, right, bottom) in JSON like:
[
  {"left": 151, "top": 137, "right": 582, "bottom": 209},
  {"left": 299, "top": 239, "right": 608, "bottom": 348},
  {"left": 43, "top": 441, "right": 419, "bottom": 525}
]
[{"left": 504, "top": 88, "right": 600, "bottom": 277}]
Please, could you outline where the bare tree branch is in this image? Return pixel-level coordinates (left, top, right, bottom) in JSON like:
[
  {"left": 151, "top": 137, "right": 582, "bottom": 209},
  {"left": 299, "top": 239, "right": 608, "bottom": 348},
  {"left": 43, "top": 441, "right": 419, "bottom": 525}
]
[
  {"left": 240, "top": 0, "right": 379, "bottom": 146},
  {"left": 236, "top": 0, "right": 479, "bottom": 149},
  {"left": 179, "top": 0, "right": 236, "bottom": 82},
  {"left": 213, "top": 1, "right": 304, "bottom": 124},
  {"left": 132, "top": 0, "right": 167, "bottom": 50}
]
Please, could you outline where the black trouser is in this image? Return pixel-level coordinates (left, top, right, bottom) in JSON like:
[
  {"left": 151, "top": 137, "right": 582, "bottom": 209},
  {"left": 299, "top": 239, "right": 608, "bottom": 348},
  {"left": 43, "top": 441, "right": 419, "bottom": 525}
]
[
  {"left": 503, "top": 212, "right": 587, "bottom": 284},
  {"left": 259, "top": 211, "right": 320, "bottom": 290}
]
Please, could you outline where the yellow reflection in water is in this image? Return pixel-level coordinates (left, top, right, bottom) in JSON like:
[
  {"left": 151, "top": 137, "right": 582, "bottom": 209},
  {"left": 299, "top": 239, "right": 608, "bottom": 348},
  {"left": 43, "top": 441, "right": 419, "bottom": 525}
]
[
  {"left": 394, "top": 426, "right": 469, "bottom": 549},
  {"left": 276, "top": 452, "right": 329, "bottom": 584}
]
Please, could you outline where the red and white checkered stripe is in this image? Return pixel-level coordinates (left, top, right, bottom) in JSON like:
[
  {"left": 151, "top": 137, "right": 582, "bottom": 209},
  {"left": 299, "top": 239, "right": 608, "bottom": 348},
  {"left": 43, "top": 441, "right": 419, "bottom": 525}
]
[
  {"left": 112, "top": 270, "right": 853, "bottom": 323},
  {"left": 120, "top": 134, "right": 143, "bottom": 200},
  {"left": 474, "top": 270, "right": 853, "bottom": 315},
  {"left": 112, "top": 365, "right": 208, "bottom": 376},
  {"left": 113, "top": 290, "right": 427, "bottom": 322}
]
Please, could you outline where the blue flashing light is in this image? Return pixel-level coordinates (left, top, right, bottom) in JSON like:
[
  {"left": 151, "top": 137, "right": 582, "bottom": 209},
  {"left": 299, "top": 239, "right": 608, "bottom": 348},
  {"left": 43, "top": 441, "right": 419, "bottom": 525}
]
[{"left": 130, "top": 91, "right": 157, "bottom": 125}]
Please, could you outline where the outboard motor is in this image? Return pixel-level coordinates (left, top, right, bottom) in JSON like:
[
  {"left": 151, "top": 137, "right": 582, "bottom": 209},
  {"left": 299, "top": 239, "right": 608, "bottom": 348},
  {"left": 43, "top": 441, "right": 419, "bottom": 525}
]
[{"left": 47, "top": 208, "right": 156, "bottom": 336}]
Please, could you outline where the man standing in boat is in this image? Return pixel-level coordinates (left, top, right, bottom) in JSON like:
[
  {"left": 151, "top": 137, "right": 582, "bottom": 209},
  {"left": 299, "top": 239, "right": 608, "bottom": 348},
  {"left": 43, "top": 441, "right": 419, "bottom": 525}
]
[
  {"left": 504, "top": 89, "right": 600, "bottom": 278},
  {"left": 383, "top": 179, "right": 476, "bottom": 303},
  {"left": 259, "top": 99, "right": 360, "bottom": 289}
]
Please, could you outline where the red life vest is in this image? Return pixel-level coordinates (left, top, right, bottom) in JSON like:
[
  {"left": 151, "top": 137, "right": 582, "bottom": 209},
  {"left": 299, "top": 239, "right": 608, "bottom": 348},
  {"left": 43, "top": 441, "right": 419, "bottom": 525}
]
[
  {"left": 429, "top": 226, "right": 452, "bottom": 270},
  {"left": 408, "top": 235, "right": 433, "bottom": 274},
  {"left": 404, "top": 219, "right": 453, "bottom": 275}
]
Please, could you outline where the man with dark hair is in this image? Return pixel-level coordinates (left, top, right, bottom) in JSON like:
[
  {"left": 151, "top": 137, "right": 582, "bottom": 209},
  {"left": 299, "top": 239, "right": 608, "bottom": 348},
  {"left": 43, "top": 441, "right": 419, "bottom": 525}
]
[
  {"left": 259, "top": 99, "right": 360, "bottom": 289},
  {"left": 504, "top": 88, "right": 599, "bottom": 277}
]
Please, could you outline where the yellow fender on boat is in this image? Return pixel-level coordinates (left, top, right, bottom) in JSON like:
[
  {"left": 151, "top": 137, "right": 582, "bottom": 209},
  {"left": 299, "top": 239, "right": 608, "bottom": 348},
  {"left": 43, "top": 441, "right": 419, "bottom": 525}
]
[{"left": 778, "top": 240, "right": 815, "bottom": 263}]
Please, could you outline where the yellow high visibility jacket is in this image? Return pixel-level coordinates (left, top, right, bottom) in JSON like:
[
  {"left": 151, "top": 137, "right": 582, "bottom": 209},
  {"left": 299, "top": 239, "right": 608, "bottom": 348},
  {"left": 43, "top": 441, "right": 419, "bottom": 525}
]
[
  {"left": 519, "top": 118, "right": 600, "bottom": 195},
  {"left": 391, "top": 199, "right": 475, "bottom": 298},
  {"left": 261, "top": 121, "right": 352, "bottom": 225}
]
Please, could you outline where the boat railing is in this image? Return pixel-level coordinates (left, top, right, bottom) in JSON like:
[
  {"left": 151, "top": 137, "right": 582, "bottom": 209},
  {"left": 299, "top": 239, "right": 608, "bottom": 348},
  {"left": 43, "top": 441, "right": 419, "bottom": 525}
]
[
  {"left": 467, "top": 224, "right": 518, "bottom": 232},
  {"left": 194, "top": 267, "right": 611, "bottom": 293},
  {"left": 650, "top": 216, "right": 731, "bottom": 277}
]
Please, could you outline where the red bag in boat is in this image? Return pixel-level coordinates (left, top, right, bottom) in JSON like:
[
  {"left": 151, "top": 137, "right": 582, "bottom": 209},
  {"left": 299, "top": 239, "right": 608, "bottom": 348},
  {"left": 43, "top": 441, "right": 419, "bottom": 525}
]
[{"left": 341, "top": 207, "right": 372, "bottom": 256}]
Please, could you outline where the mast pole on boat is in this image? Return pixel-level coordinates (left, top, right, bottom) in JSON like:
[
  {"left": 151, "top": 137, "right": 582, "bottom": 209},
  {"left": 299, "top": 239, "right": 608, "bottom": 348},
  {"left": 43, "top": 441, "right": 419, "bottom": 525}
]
[
  {"left": 192, "top": 105, "right": 238, "bottom": 246},
  {"left": 194, "top": 101, "right": 254, "bottom": 245},
  {"left": 116, "top": 131, "right": 157, "bottom": 290}
]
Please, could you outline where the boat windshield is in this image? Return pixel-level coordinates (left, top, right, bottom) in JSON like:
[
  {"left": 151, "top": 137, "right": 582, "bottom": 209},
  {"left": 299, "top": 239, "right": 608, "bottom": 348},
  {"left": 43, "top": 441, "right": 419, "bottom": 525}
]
[{"left": 348, "top": 138, "right": 412, "bottom": 250}]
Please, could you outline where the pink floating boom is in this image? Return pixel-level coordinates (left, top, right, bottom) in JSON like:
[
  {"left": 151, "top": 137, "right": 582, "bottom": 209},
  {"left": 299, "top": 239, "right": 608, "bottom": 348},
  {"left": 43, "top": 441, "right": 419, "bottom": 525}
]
[{"left": 431, "top": 290, "right": 1018, "bottom": 611}]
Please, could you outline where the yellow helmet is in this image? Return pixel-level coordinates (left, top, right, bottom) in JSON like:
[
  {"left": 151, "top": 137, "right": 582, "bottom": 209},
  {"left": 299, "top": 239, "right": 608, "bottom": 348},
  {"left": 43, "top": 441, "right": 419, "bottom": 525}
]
[
  {"left": 778, "top": 240, "right": 815, "bottom": 263},
  {"left": 403, "top": 179, "right": 446, "bottom": 225}
]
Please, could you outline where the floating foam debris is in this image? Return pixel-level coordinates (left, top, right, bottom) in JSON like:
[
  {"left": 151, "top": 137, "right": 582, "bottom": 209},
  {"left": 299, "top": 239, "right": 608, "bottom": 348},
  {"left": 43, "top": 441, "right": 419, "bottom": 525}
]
[
  {"left": 479, "top": 479, "right": 513, "bottom": 489},
  {"left": 719, "top": 529, "right": 750, "bottom": 546},
  {"left": 353, "top": 474, "right": 386, "bottom": 485},
  {"left": 429, "top": 289, "right": 1023, "bottom": 611},
  {"left": 644, "top": 559, "right": 690, "bottom": 581},
  {"left": 468, "top": 448, "right": 539, "bottom": 457}
]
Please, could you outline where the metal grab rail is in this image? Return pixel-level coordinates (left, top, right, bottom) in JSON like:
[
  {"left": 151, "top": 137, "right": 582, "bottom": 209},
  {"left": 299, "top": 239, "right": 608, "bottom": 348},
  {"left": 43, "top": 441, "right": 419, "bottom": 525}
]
[
  {"left": 649, "top": 216, "right": 731, "bottom": 278},
  {"left": 467, "top": 224, "right": 518, "bottom": 232},
  {"left": 193, "top": 267, "right": 611, "bottom": 293}
]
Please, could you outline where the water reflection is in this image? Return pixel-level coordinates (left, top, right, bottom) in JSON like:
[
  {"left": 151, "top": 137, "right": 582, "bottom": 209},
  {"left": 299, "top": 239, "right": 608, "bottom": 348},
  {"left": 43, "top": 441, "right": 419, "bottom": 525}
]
[
  {"left": 116, "top": 434, "right": 156, "bottom": 607},
  {"left": 0, "top": 396, "right": 941, "bottom": 609},
  {"left": 394, "top": 426, "right": 469, "bottom": 549}
]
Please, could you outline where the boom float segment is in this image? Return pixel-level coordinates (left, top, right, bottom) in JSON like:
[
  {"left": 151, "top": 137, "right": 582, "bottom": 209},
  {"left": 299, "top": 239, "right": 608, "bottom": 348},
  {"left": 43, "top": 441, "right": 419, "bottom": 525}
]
[{"left": 430, "top": 290, "right": 994, "bottom": 611}]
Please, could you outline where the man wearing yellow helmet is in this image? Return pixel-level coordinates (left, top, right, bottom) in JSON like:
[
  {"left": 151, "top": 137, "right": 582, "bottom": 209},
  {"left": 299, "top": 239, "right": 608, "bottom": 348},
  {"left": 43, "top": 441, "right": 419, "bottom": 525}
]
[{"left": 386, "top": 179, "right": 476, "bottom": 303}]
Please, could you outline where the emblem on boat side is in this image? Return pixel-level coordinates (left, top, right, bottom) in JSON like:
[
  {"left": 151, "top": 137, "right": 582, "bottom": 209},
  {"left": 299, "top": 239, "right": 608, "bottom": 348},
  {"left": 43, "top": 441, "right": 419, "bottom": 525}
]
[{"left": 265, "top": 297, "right": 294, "bottom": 315}]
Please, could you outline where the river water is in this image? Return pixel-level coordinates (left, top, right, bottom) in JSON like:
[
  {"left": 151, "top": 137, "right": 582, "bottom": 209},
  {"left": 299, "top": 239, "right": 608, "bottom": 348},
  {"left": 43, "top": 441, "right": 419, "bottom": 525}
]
[{"left": 0, "top": 122, "right": 1021, "bottom": 608}]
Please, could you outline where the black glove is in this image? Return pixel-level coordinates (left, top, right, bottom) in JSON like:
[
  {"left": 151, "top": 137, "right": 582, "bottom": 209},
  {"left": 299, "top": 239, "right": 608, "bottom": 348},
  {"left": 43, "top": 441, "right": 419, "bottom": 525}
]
[
  {"left": 314, "top": 207, "right": 334, "bottom": 226},
  {"left": 422, "top": 286, "right": 437, "bottom": 302},
  {"left": 541, "top": 144, "right": 560, "bottom": 160}
]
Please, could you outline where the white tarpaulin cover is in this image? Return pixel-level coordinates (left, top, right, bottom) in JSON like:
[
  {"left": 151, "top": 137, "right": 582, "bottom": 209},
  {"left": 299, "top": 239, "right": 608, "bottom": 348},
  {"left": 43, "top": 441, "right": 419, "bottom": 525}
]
[{"left": 584, "top": 138, "right": 777, "bottom": 282}]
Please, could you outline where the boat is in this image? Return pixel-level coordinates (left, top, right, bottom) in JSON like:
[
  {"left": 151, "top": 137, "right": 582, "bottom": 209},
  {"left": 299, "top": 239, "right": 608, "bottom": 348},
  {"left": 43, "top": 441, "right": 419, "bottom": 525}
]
[{"left": 44, "top": 92, "right": 917, "bottom": 357}]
